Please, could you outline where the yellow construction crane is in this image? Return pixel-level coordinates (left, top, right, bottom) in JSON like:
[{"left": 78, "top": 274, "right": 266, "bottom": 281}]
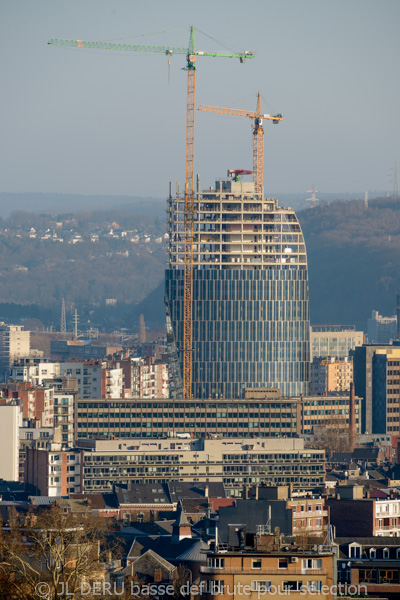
[
  {"left": 49, "top": 27, "right": 254, "bottom": 399},
  {"left": 198, "top": 92, "right": 282, "bottom": 195}
]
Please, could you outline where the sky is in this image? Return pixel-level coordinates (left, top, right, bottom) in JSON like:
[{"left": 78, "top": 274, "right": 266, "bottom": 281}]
[{"left": 1, "top": 0, "right": 399, "bottom": 202}]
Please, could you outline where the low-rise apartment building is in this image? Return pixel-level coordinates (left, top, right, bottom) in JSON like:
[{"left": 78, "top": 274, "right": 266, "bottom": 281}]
[
  {"left": 199, "top": 534, "right": 336, "bottom": 599},
  {"left": 327, "top": 485, "right": 400, "bottom": 537}
]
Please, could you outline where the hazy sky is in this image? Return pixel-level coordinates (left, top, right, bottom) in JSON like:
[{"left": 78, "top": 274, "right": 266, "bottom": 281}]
[{"left": 1, "top": 0, "right": 399, "bottom": 200}]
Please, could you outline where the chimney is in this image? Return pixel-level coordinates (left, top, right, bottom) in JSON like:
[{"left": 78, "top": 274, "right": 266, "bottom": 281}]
[
  {"left": 254, "top": 485, "right": 259, "bottom": 500},
  {"left": 204, "top": 484, "right": 209, "bottom": 498},
  {"left": 349, "top": 382, "right": 356, "bottom": 451}
]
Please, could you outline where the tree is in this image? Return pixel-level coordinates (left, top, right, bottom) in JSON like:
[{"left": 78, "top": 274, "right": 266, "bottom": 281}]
[{"left": 0, "top": 504, "right": 119, "bottom": 600}]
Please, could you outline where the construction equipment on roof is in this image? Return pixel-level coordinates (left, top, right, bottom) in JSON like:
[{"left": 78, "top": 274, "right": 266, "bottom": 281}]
[
  {"left": 49, "top": 27, "right": 254, "bottom": 399},
  {"left": 199, "top": 92, "right": 282, "bottom": 195}
]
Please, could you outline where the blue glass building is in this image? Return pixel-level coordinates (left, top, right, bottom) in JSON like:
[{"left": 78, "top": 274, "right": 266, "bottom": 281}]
[{"left": 165, "top": 179, "right": 310, "bottom": 398}]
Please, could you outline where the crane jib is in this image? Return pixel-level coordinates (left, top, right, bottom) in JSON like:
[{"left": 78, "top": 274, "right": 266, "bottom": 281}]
[{"left": 47, "top": 39, "right": 254, "bottom": 60}]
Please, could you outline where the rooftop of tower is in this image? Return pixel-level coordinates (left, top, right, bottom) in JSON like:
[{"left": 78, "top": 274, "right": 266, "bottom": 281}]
[{"left": 167, "top": 178, "right": 307, "bottom": 271}]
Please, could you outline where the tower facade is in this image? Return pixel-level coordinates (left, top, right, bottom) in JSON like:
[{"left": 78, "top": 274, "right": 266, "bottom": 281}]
[{"left": 165, "top": 179, "right": 310, "bottom": 398}]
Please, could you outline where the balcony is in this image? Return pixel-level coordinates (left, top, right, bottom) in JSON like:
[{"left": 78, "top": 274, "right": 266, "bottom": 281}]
[{"left": 200, "top": 566, "right": 327, "bottom": 575}]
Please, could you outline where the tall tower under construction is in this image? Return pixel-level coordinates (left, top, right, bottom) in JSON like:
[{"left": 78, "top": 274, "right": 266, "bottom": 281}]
[{"left": 165, "top": 176, "right": 310, "bottom": 399}]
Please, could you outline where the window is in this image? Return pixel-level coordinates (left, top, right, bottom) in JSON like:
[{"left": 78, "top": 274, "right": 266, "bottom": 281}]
[
  {"left": 208, "top": 558, "right": 225, "bottom": 569},
  {"left": 251, "top": 581, "right": 271, "bottom": 592},
  {"left": 350, "top": 545, "right": 361, "bottom": 558},
  {"left": 383, "top": 548, "right": 390, "bottom": 559},
  {"left": 252, "top": 559, "right": 262, "bottom": 569},
  {"left": 302, "top": 559, "right": 322, "bottom": 571},
  {"left": 283, "top": 581, "right": 303, "bottom": 592},
  {"left": 208, "top": 581, "right": 224, "bottom": 594},
  {"left": 369, "top": 548, "right": 376, "bottom": 559},
  {"left": 278, "top": 558, "right": 289, "bottom": 569},
  {"left": 308, "top": 581, "right": 322, "bottom": 592}
]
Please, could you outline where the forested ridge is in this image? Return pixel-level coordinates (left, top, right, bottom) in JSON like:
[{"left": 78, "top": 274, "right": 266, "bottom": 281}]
[
  {"left": 0, "top": 195, "right": 398, "bottom": 331},
  {"left": 298, "top": 196, "right": 400, "bottom": 329}
]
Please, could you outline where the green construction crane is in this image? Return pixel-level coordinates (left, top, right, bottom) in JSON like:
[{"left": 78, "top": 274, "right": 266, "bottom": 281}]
[{"left": 49, "top": 27, "right": 254, "bottom": 399}]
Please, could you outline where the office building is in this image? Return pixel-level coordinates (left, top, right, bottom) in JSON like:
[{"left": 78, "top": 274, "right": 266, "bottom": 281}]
[
  {"left": 301, "top": 394, "right": 360, "bottom": 435},
  {"left": 310, "top": 325, "right": 363, "bottom": 360},
  {"left": 354, "top": 343, "right": 400, "bottom": 434},
  {"left": 165, "top": 178, "right": 310, "bottom": 398},
  {"left": 75, "top": 395, "right": 358, "bottom": 440},
  {"left": 75, "top": 437, "right": 325, "bottom": 495},
  {"left": 75, "top": 397, "right": 302, "bottom": 439},
  {"left": 367, "top": 310, "right": 398, "bottom": 344}
]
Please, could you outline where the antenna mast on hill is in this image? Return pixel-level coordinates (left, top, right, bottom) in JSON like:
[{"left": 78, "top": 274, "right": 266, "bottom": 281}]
[
  {"left": 306, "top": 185, "right": 319, "bottom": 208},
  {"left": 394, "top": 161, "right": 399, "bottom": 202},
  {"left": 60, "top": 298, "right": 66, "bottom": 334}
]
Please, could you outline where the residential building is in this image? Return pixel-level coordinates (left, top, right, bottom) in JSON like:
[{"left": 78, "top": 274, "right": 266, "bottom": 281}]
[
  {"left": 327, "top": 485, "right": 400, "bottom": 537},
  {"left": 59, "top": 360, "right": 123, "bottom": 399},
  {"left": 18, "top": 385, "right": 54, "bottom": 428},
  {"left": 336, "top": 537, "right": 400, "bottom": 597},
  {"left": 199, "top": 532, "right": 336, "bottom": 599},
  {"left": 11, "top": 358, "right": 60, "bottom": 386},
  {"left": 25, "top": 444, "right": 82, "bottom": 496},
  {"left": 19, "top": 421, "right": 60, "bottom": 482},
  {"left": 310, "top": 325, "right": 363, "bottom": 360},
  {"left": 368, "top": 309, "right": 398, "bottom": 343},
  {"left": 0, "top": 402, "right": 21, "bottom": 481},
  {"left": 166, "top": 178, "right": 310, "bottom": 399},
  {"left": 218, "top": 486, "right": 328, "bottom": 539},
  {"left": 44, "top": 377, "right": 78, "bottom": 447},
  {"left": 0, "top": 323, "right": 30, "bottom": 381},
  {"left": 75, "top": 437, "right": 325, "bottom": 495},
  {"left": 310, "top": 357, "right": 353, "bottom": 394},
  {"left": 138, "top": 357, "right": 169, "bottom": 399}
]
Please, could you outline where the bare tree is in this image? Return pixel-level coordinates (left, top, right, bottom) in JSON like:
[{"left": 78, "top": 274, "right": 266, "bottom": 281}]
[{"left": 0, "top": 505, "right": 118, "bottom": 600}]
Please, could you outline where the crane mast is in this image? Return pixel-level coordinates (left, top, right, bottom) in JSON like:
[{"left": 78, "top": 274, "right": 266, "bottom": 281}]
[
  {"left": 49, "top": 28, "right": 254, "bottom": 398},
  {"left": 199, "top": 92, "right": 282, "bottom": 195},
  {"left": 183, "top": 29, "right": 196, "bottom": 399}
]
